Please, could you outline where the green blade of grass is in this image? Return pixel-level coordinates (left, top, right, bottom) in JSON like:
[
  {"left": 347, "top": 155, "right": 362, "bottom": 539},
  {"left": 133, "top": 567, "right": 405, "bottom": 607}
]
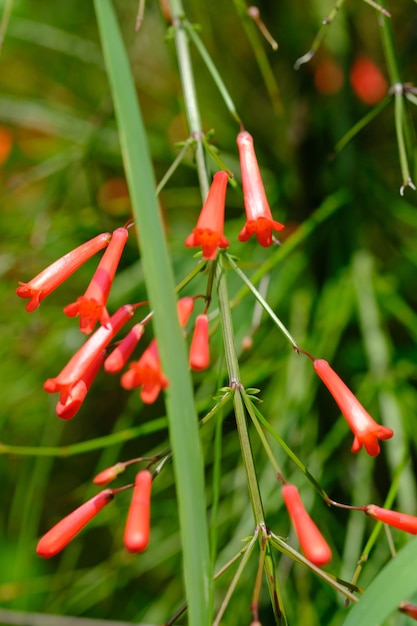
[
  {"left": 342, "top": 535, "right": 417, "bottom": 626},
  {"left": 93, "top": 2, "right": 211, "bottom": 623}
]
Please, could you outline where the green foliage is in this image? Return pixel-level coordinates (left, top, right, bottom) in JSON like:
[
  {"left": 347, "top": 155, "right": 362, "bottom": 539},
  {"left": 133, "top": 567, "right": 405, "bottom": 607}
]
[{"left": 2, "top": 1, "right": 417, "bottom": 625}]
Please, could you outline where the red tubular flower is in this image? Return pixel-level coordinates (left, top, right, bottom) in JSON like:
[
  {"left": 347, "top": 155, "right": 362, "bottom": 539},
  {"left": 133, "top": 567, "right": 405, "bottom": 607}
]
[
  {"left": 55, "top": 350, "right": 105, "bottom": 420},
  {"left": 282, "top": 484, "right": 332, "bottom": 567},
  {"left": 177, "top": 296, "right": 195, "bottom": 328},
  {"left": 313, "top": 359, "right": 393, "bottom": 456},
  {"left": 120, "top": 339, "right": 169, "bottom": 404},
  {"left": 189, "top": 314, "right": 210, "bottom": 371},
  {"left": 185, "top": 170, "right": 229, "bottom": 260},
  {"left": 124, "top": 470, "right": 152, "bottom": 553},
  {"left": 44, "top": 304, "right": 135, "bottom": 395},
  {"left": 365, "top": 504, "right": 417, "bottom": 534},
  {"left": 64, "top": 227, "right": 129, "bottom": 334},
  {"left": 93, "top": 462, "right": 126, "bottom": 486},
  {"left": 350, "top": 57, "right": 388, "bottom": 106},
  {"left": 104, "top": 323, "right": 145, "bottom": 374},
  {"left": 36, "top": 489, "right": 114, "bottom": 558},
  {"left": 16, "top": 232, "right": 111, "bottom": 312},
  {"left": 399, "top": 602, "right": 417, "bottom": 620},
  {"left": 237, "top": 131, "right": 284, "bottom": 247}
]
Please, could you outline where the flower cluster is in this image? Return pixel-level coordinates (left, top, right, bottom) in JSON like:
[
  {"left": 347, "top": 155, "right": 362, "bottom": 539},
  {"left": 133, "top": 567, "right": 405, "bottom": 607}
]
[
  {"left": 37, "top": 469, "right": 153, "bottom": 558},
  {"left": 16, "top": 226, "right": 215, "bottom": 415},
  {"left": 185, "top": 130, "right": 284, "bottom": 260}
]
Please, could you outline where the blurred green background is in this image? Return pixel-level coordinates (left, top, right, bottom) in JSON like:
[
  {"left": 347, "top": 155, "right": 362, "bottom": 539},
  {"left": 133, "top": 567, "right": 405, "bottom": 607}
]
[{"left": 1, "top": 0, "right": 417, "bottom": 624}]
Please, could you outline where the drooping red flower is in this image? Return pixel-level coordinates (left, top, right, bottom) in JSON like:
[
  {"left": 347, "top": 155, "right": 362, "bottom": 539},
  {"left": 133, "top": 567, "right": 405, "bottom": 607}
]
[
  {"left": 282, "top": 484, "right": 332, "bottom": 567},
  {"left": 16, "top": 232, "right": 111, "bottom": 312},
  {"left": 185, "top": 170, "right": 229, "bottom": 260},
  {"left": 55, "top": 350, "right": 105, "bottom": 420},
  {"left": 237, "top": 131, "right": 284, "bottom": 247},
  {"left": 365, "top": 504, "right": 417, "bottom": 534},
  {"left": 104, "top": 323, "right": 145, "bottom": 374},
  {"left": 44, "top": 304, "right": 135, "bottom": 396},
  {"left": 93, "top": 462, "right": 126, "bottom": 486},
  {"left": 124, "top": 470, "right": 152, "bottom": 553},
  {"left": 313, "top": 359, "right": 393, "bottom": 456},
  {"left": 350, "top": 57, "right": 388, "bottom": 105},
  {"left": 64, "top": 227, "right": 129, "bottom": 334},
  {"left": 177, "top": 296, "right": 195, "bottom": 328},
  {"left": 120, "top": 339, "right": 169, "bottom": 404},
  {"left": 399, "top": 602, "right": 417, "bottom": 620},
  {"left": 36, "top": 489, "right": 114, "bottom": 558},
  {"left": 189, "top": 313, "right": 210, "bottom": 371}
]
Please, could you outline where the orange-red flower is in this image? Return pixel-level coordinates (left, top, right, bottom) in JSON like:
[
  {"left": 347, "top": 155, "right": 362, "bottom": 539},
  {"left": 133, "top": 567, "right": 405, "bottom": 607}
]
[
  {"left": 282, "top": 484, "right": 332, "bottom": 567},
  {"left": 120, "top": 339, "right": 169, "bottom": 404},
  {"left": 350, "top": 57, "right": 388, "bottom": 106},
  {"left": 16, "top": 232, "right": 111, "bottom": 312},
  {"left": 93, "top": 462, "right": 126, "bottom": 486},
  {"left": 189, "top": 313, "right": 210, "bottom": 371},
  {"left": 36, "top": 489, "right": 114, "bottom": 558},
  {"left": 185, "top": 170, "right": 229, "bottom": 260},
  {"left": 124, "top": 470, "right": 152, "bottom": 553},
  {"left": 55, "top": 350, "right": 105, "bottom": 420},
  {"left": 313, "top": 359, "right": 393, "bottom": 456},
  {"left": 64, "top": 227, "right": 129, "bottom": 334},
  {"left": 104, "top": 323, "right": 145, "bottom": 374},
  {"left": 399, "top": 602, "right": 417, "bottom": 620},
  {"left": 237, "top": 131, "right": 284, "bottom": 247},
  {"left": 44, "top": 304, "right": 135, "bottom": 395},
  {"left": 177, "top": 296, "right": 195, "bottom": 328},
  {"left": 365, "top": 504, "right": 417, "bottom": 534}
]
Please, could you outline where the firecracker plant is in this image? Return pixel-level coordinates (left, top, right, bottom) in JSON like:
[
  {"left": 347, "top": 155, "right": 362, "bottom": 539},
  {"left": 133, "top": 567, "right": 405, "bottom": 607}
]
[{"left": 6, "top": 0, "right": 417, "bottom": 625}]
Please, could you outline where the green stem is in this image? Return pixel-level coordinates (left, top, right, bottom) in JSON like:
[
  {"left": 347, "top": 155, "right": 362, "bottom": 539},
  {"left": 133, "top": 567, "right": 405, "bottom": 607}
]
[
  {"left": 226, "top": 252, "right": 299, "bottom": 350},
  {"left": 170, "top": 5, "right": 209, "bottom": 199},
  {"left": 216, "top": 259, "right": 265, "bottom": 525},
  {"left": 183, "top": 21, "right": 242, "bottom": 125},
  {"left": 378, "top": 0, "right": 415, "bottom": 192}
]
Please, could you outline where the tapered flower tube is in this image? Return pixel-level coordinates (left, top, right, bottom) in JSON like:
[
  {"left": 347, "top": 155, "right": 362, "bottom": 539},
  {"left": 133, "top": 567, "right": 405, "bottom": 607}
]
[
  {"left": 282, "top": 484, "right": 332, "bottom": 567},
  {"left": 104, "top": 323, "right": 145, "bottom": 374},
  {"left": 44, "top": 304, "right": 135, "bottom": 396},
  {"left": 237, "top": 131, "right": 284, "bottom": 247},
  {"left": 93, "top": 462, "right": 126, "bottom": 486},
  {"left": 365, "top": 504, "right": 417, "bottom": 534},
  {"left": 313, "top": 359, "right": 393, "bottom": 456},
  {"left": 189, "top": 314, "right": 210, "bottom": 371},
  {"left": 36, "top": 489, "right": 114, "bottom": 558},
  {"left": 124, "top": 470, "right": 152, "bottom": 553},
  {"left": 121, "top": 339, "right": 169, "bottom": 404},
  {"left": 55, "top": 350, "right": 105, "bottom": 420},
  {"left": 64, "top": 227, "right": 129, "bottom": 334},
  {"left": 399, "top": 602, "right": 417, "bottom": 619},
  {"left": 185, "top": 170, "right": 229, "bottom": 260},
  {"left": 177, "top": 296, "right": 195, "bottom": 328},
  {"left": 16, "top": 232, "right": 111, "bottom": 312}
]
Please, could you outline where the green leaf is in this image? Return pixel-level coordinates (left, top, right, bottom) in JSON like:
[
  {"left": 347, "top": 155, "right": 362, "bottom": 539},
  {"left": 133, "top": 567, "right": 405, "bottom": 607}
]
[
  {"left": 342, "top": 536, "right": 417, "bottom": 626},
  {"left": 93, "top": 2, "right": 212, "bottom": 623}
]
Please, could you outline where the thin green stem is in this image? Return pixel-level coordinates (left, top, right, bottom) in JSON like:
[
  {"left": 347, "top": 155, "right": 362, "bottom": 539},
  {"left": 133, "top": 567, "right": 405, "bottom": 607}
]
[
  {"left": 226, "top": 252, "right": 299, "bottom": 350},
  {"left": 294, "top": 0, "right": 346, "bottom": 69},
  {"left": 212, "top": 531, "right": 259, "bottom": 626},
  {"left": 155, "top": 135, "right": 195, "bottom": 196},
  {"left": 378, "top": 0, "right": 416, "bottom": 192},
  {"left": 169, "top": 6, "right": 209, "bottom": 199},
  {"left": 242, "top": 390, "right": 282, "bottom": 475},
  {"left": 334, "top": 96, "right": 391, "bottom": 155},
  {"left": 183, "top": 21, "right": 242, "bottom": 126},
  {"left": 217, "top": 260, "right": 265, "bottom": 525},
  {"left": 232, "top": 0, "right": 282, "bottom": 114}
]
